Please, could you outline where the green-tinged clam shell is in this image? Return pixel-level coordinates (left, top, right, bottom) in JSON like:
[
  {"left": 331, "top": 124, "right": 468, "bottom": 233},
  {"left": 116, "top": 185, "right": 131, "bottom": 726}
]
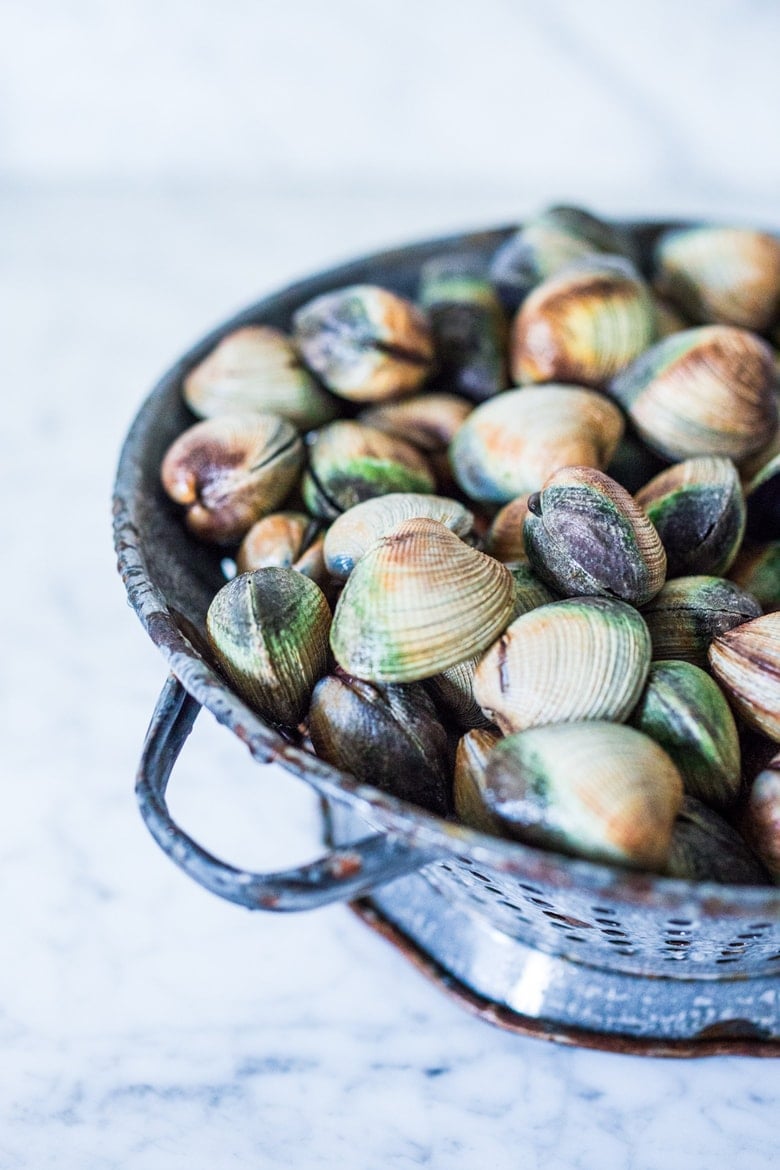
[
  {"left": 206, "top": 568, "right": 330, "bottom": 725},
  {"left": 182, "top": 325, "right": 339, "bottom": 429},
  {"left": 511, "top": 257, "right": 655, "bottom": 387},
  {"left": 666, "top": 797, "right": 769, "bottom": 885},
  {"left": 654, "top": 226, "right": 780, "bottom": 332},
  {"left": 308, "top": 671, "right": 450, "bottom": 815},
  {"left": 418, "top": 255, "right": 508, "bottom": 401},
  {"left": 630, "top": 660, "right": 740, "bottom": 809},
  {"left": 708, "top": 612, "right": 780, "bottom": 741},
  {"left": 359, "top": 392, "right": 473, "bottom": 453},
  {"left": 474, "top": 597, "right": 651, "bottom": 735},
  {"left": 489, "top": 206, "right": 636, "bottom": 311},
  {"left": 608, "top": 325, "right": 779, "bottom": 465},
  {"left": 641, "top": 576, "right": 762, "bottom": 669},
  {"left": 323, "top": 493, "right": 474, "bottom": 580},
  {"left": 635, "top": 456, "right": 746, "bottom": 578},
  {"left": 453, "top": 728, "right": 504, "bottom": 833},
  {"left": 730, "top": 541, "right": 780, "bottom": 612},
  {"left": 236, "top": 511, "right": 325, "bottom": 585},
  {"left": 330, "top": 517, "right": 516, "bottom": 683},
  {"left": 160, "top": 412, "right": 304, "bottom": 544},
  {"left": 524, "top": 466, "right": 667, "bottom": 605},
  {"left": 485, "top": 494, "right": 532, "bottom": 564},
  {"left": 449, "top": 384, "right": 624, "bottom": 505},
  {"left": 745, "top": 452, "right": 780, "bottom": 542},
  {"left": 509, "top": 564, "right": 558, "bottom": 612},
  {"left": 302, "top": 421, "right": 435, "bottom": 521},
  {"left": 483, "top": 721, "right": 683, "bottom": 870},
  {"left": 293, "top": 284, "right": 434, "bottom": 402},
  {"left": 742, "top": 753, "right": 780, "bottom": 879}
]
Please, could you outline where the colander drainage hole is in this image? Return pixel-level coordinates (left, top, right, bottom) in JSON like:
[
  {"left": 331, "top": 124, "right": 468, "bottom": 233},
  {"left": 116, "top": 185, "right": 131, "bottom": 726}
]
[
  {"left": 667, "top": 918, "right": 694, "bottom": 927},
  {"left": 590, "top": 906, "right": 617, "bottom": 916}
]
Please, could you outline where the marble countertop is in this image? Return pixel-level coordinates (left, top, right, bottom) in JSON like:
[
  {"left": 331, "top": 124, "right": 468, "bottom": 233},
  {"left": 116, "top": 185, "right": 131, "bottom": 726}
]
[{"left": 4, "top": 187, "right": 780, "bottom": 1170}]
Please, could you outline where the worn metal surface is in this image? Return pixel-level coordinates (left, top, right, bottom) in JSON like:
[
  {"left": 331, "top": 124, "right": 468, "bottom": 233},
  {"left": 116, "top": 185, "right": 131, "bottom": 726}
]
[{"left": 114, "top": 220, "right": 780, "bottom": 1045}]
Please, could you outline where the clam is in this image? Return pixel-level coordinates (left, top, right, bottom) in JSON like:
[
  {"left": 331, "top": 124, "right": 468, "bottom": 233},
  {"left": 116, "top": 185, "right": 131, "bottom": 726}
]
[
  {"left": 308, "top": 670, "right": 450, "bottom": 815},
  {"left": 453, "top": 728, "right": 504, "bottom": 833},
  {"left": 160, "top": 412, "right": 304, "bottom": 544},
  {"left": 323, "top": 493, "right": 474, "bottom": 580},
  {"left": 418, "top": 255, "right": 508, "bottom": 401},
  {"left": 745, "top": 452, "right": 780, "bottom": 542},
  {"left": 604, "top": 432, "right": 667, "bottom": 495},
  {"left": 635, "top": 456, "right": 746, "bottom": 578},
  {"left": 482, "top": 721, "right": 683, "bottom": 870},
  {"left": 641, "top": 576, "right": 762, "bottom": 669},
  {"left": 236, "top": 511, "right": 327, "bottom": 587},
  {"left": 473, "top": 597, "right": 651, "bottom": 735},
  {"left": 653, "top": 296, "right": 689, "bottom": 339},
  {"left": 206, "top": 568, "right": 331, "bottom": 725},
  {"left": 449, "top": 385, "right": 624, "bottom": 505},
  {"left": 359, "top": 392, "right": 473, "bottom": 453},
  {"left": 630, "top": 660, "right": 740, "bottom": 810},
  {"left": 302, "top": 421, "right": 435, "bottom": 521},
  {"left": 330, "top": 517, "right": 516, "bottom": 683},
  {"left": 489, "top": 205, "right": 636, "bottom": 311},
  {"left": 511, "top": 257, "right": 655, "bottom": 387},
  {"left": 654, "top": 225, "right": 780, "bottom": 333},
  {"left": 729, "top": 541, "right": 780, "bottom": 612},
  {"left": 485, "top": 494, "right": 532, "bottom": 565},
  {"left": 523, "top": 466, "right": 667, "bottom": 605},
  {"left": 666, "top": 797, "right": 769, "bottom": 885},
  {"left": 182, "top": 325, "right": 338, "bottom": 429},
  {"left": 293, "top": 284, "right": 434, "bottom": 402},
  {"left": 608, "top": 326, "right": 779, "bottom": 465},
  {"left": 742, "top": 753, "right": 780, "bottom": 879},
  {"left": 708, "top": 612, "right": 780, "bottom": 741}
]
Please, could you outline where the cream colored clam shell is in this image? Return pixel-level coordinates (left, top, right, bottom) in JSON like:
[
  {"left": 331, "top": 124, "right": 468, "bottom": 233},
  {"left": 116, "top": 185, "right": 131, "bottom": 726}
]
[{"left": 708, "top": 613, "right": 780, "bottom": 742}]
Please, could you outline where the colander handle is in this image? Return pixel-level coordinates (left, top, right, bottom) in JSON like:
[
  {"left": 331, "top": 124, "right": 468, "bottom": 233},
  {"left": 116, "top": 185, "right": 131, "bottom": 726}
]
[{"left": 136, "top": 674, "right": 439, "bottom": 911}]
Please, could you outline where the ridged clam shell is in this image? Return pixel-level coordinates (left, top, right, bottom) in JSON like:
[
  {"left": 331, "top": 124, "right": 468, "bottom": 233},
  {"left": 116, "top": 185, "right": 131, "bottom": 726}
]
[
  {"left": 483, "top": 721, "right": 683, "bottom": 870},
  {"left": 206, "top": 568, "right": 331, "bottom": 725},
  {"left": 654, "top": 226, "right": 780, "bottom": 332},
  {"left": 449, "top": 384, "right": 624, "bottom": 505},
  {"left": 708, "top": 612, "right": 780, "bottom": 741},
  {"left": 729, "top": 541, "right": 780, "bottom": 613},
  {"left": 524, "top": 466, "right": 667, "bottom": 605},
  {"left": 635, "top": 456, "right": 746, "bottom": 578},
  {"left": 742, "top": 753, "right": 780, "bottom": 879},
  {"left": 641, "top": 576, "right": 763, "bottom": 669},
  {"left": 359, "top": 393, "right": 473, "bottom": 453},
  {"left": 182, "top": 325, "right": 338, "bottom": 429},
  {"left": 473, "top": 597, "right": 651, "bottom": 735},
  {"left": 453, "top": 728, "right": 504, "bottom": 833},
  {"left": 323, "top": 493, "right": 474, "bottom": 580},
  {"left": 608, "top": 326, "right": 779, "bottom": 465},
  {"left": 330, "top": 517, "right": 516, "bottom": 683},
  {"left": 666, "top": 797, "right": 769, "bottom": 885},
  {"left": 511, "top": 257, "right": 655, "bottom": 387}
]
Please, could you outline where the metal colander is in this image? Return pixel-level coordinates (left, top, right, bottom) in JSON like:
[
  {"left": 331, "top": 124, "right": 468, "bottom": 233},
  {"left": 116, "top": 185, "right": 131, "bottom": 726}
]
[{"left": 113, "top": 222, "right": 780, "bottom": 1055}]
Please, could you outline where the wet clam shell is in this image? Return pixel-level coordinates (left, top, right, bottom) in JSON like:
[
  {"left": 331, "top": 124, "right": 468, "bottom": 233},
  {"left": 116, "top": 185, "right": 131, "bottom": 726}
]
[
  {"left": 708, "top": 612, "right": 780, "bottom": 742},
  {"left": 323, "top": 493, "right": 474, "bottom": 580},
  {"left": 473, "top": 596, "right": 651, "bottom": 735},
  {"left": 485, "top": 494, "right": 533, "bottom": 564},
  {"left": 654, "top": 226, "right": 780, "bottom": 332},
  {"left": 206, "top": 568, "right": 331, "bottom": 726},
  {"left": 160, "top": 412, "right": 304, "bottom": 544},
  {"left": 641, "top": 576, "right": 763, "bottom": 670},
  {"left": 182, "top": 325, "right": 338, "bottom": 429},
  {"left": 524, "top": 466, "right": 667, "bottom": 605},
  {"left": 449, "top": 385, "right": 624, "bottom": 505},
  {"left": 308, "top": 671, "right": 450, "bottom": 815},
  {"left": 630, "top": 660, "right": 741, "bottom": 810},
  {"left": 359, "top": 392, "right": 473, "bottom": 453},
  {"left": 745, "top": 452, "right": 780, "bottom": 542},
  {"left": 302, "top": 421, "right": 435, "bottom": 521},
  {"left": 729, "top": 541, "right": 780, "bottom": 612},
  {"left": 453, "top": 728, "right": 504, "bottom": 833},
  {"left": 635, "top": 456, "right": 746, "bottom": 578},
  {"left": 293, "top": 284, "right": 434, "bottom": 402},
  {"left": 236, "top": 511, "right": 325, "bottom": 583},
  {"left": 666, "top": 797, "right": 769, "bottom": 885},
  {"left": 330, "top": 517, "right": 516, "bottom": 683},
  {"left": 742, "top": 753, "right": 780, "bottom": 880},
  {"left": 608, "top": 325, "right": 779, "bottom": 465},
  {"left": 511, "top": 257, "right": 655, "bottom": 387},
  {"left": 483, "top": 721, "right": 683, "bottom": 870}
]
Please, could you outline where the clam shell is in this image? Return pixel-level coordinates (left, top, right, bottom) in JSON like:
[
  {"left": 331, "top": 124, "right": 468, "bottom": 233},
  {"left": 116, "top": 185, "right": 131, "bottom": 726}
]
[
  {"left": 511, "top": 257, "right": 655, "bottom": 387},
  {"left": 182, "top": 325, "right": 338, "bottom": 429},
  {"left": 485, "top": 494, "right": 532, "bottom": 564},
  {"left": 666, "top": 797, "right": 769, "bottom": 885},
  {"left": 323, "top": 493, "right": 474, "bottom": 580},
  {"left": 483, "top": 721, "right": 683, "bottom": 870},
  {"left": 236, "top": 511, "right": 324, "bottom": 581},
  {"left": 630, "top": 660, "right": 741, "bottom": 810},
  {"left": 708, "top": 612, "right": 780, "bottom": 741},
  {"left": 745, "top": 452, "right": 780, "bottom": 542},
  {"left": 653, "top": 296, "right": 690, "bottom": 339},
  {"left": 473, "top": 596, "right": 651, "bottom": 735},
  {"left": 641, "top": 576, "right": 763, "bottom": 670},
  {"left": 330, "top": 517, "right": 516, "bottom": 683},
  {"left": 604, "top": 432, "right": 667, "bottom": 495},
  {"left": 742, "top": 753, "right": 780, "bottom": 879},
  {"left": 206, "top": 568, "right": 331, "bottom": 725},
  {"left": 729, "top": 541, "right": 780, "bottom": 613},
  {"left": 524, "top": 466, "right": 667, "bottom": 605},
  {"left": 453, "top": 728, "right": 504, "bottom": 833},
  {"left": 635, "top": 456, "right": 746, "bottom": 578},
  {"left": 449, "top": 384, "right": 624, "bottom": 505},
  {"left": 608, "top": 325, "right": 779, "bottom": 465},
  {"left": 359, "top": 392, "right": 473, "bottom": 453}
]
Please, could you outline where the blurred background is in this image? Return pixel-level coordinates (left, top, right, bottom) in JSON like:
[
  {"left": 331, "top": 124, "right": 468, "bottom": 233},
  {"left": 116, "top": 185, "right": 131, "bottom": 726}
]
[{"left": 4, "top": 4, "right": 780, "bottom": 1168}]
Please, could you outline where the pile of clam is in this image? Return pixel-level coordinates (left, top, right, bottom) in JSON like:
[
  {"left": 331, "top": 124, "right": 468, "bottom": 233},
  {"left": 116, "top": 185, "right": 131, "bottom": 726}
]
[{"left": 160, "top": 207, "right": 780, "bottom": 885}]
